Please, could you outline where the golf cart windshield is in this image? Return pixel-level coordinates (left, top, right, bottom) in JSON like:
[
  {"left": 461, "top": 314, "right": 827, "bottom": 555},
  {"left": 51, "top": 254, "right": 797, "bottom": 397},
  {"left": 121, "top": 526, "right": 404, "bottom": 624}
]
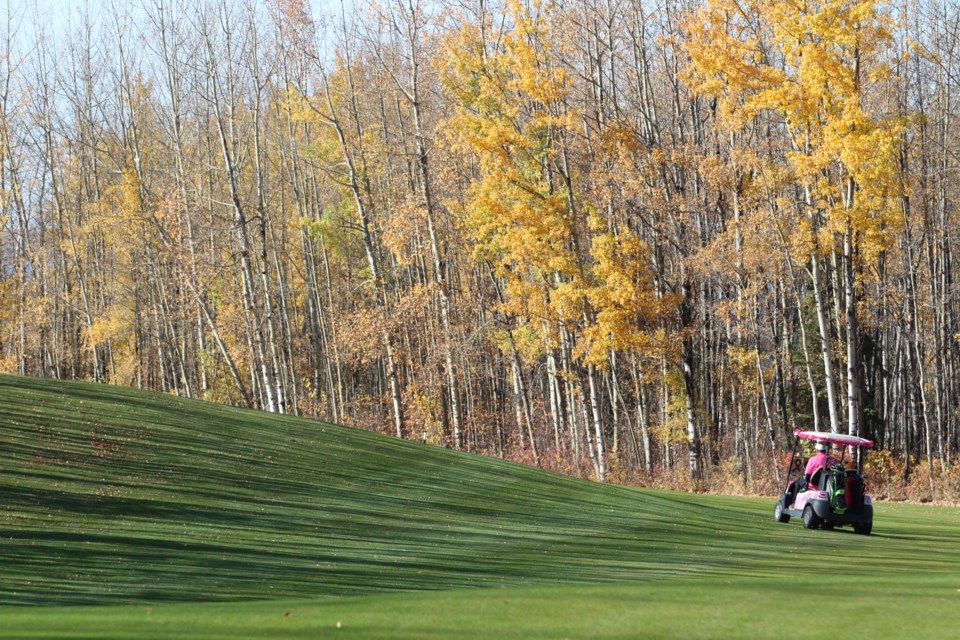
[{"left": 794, "top": 430, "right": 874, "bottom": 449}]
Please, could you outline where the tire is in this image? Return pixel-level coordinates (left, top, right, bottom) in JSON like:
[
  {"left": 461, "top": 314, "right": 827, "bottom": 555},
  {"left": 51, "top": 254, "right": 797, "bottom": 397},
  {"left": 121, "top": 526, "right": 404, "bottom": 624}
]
[
  {"left": 774, "top": 500, "right": 790, "bottom": 523},
  {"left": 802, "top": 504, "right": 821, "bottom": 530},
  {"left": 854, "top": 521, "right": 872, "bottom": 535}
]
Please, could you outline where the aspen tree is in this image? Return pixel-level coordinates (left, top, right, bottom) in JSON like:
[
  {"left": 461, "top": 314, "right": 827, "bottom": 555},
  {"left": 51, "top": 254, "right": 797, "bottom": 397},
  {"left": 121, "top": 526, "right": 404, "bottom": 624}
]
[
  {"left": 686, "top": 0, "right": 908, "bottom": 439},
  {"left": 444, "top": 0, "right": 596, "bottom": 472}
]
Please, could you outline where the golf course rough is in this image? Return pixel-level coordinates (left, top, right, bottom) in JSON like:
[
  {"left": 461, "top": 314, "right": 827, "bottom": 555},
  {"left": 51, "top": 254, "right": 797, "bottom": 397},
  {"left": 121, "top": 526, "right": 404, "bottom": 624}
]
[{"left": 2, "top": 374, "right": 959, "bottom": 639}]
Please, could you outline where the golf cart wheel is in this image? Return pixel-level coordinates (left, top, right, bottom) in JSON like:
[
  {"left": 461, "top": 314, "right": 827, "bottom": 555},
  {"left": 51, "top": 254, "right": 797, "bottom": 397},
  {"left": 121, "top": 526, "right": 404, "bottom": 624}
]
[
  {"left": 802, "top": 504, "right": 821, "bottom": 530},
  {"left": 774, "top": 501, "right": 790, "bottom": 523},
  {"left": 853, "top": 521, "right": 872, "bottom": 535}
]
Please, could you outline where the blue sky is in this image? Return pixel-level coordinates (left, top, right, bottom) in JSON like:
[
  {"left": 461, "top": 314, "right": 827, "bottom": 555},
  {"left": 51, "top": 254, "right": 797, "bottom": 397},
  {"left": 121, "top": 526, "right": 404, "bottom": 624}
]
[{"left": 3, "top": 0, "right": 343, "bottom": 43}]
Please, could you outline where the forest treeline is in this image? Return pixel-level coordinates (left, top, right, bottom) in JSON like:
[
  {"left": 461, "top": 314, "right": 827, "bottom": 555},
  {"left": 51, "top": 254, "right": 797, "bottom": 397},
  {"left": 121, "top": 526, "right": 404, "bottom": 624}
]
[{"left": 1, "top": 0, "right": 958, "bottom": 497}]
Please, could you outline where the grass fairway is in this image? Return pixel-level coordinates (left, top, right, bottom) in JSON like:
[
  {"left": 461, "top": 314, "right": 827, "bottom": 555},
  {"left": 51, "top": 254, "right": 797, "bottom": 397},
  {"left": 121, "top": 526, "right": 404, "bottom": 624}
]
[{"left": 2, "top": 373, "right": 959, "bottom": 638}]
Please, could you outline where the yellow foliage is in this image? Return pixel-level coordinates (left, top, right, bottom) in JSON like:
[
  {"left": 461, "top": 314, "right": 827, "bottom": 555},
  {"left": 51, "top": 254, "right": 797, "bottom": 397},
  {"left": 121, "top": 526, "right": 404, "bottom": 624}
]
[
  {"left": 651, "top": 369, "right": 694, "bottom": 446},
  {"left": 446, "top": 0, "right": 686, "bottom": 372},
  {"left": 0, "top": 353, "right": 16, "bottom": 375},
  {"left": 579, "top": 227, "right": 677, "bottom": 367},
  {"left": 725, "top": 345, "right": 768, "bottom": 396},
  {"left": 685, "top": 0, "right": 907, "bottom": 274},
  {"left": 85, "top": 304, "right": 134, "bottom": 350},
  {"left": 443, "top": 0, "right": 584, "bottom": 348},
  {"left": 0, "top": 277, "right": 14, "bottom": 326}
]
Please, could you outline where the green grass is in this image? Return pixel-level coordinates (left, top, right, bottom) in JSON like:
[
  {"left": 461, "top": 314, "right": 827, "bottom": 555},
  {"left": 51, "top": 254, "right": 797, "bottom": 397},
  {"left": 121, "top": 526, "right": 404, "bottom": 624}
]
[{"left": 2, "top": 373, "right": 959, "bottom": 638}]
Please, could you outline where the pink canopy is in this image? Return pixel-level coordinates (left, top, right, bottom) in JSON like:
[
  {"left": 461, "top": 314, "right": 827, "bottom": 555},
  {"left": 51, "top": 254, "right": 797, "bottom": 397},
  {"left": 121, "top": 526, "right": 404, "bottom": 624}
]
[{"left": 794, "top": 429, "right": 874, "bottom": 449}]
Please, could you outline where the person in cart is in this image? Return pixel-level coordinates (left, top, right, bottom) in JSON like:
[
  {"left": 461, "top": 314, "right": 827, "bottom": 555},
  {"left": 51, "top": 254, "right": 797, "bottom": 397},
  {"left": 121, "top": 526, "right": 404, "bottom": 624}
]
[{"left": 803, "top": 442, "right": 838, "bottom": 489}]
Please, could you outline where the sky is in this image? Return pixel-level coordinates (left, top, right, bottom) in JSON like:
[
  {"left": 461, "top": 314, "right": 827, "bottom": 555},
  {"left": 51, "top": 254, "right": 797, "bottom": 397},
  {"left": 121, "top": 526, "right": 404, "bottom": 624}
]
[{"left": 2, "top": 0, "right": 343, "bottom": 47}]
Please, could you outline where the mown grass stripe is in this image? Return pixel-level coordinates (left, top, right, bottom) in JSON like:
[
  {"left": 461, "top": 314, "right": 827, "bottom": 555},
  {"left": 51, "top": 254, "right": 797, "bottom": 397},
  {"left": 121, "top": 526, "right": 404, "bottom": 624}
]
[{"left": 2, "top": 374, "right": 959, "bottom": 638}]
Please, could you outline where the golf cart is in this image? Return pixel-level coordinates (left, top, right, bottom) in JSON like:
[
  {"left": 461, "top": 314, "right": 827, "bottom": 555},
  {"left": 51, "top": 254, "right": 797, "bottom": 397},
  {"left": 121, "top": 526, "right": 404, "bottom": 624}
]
[{"left": 773, "top": 429, "right": 874, "bottom": 535}]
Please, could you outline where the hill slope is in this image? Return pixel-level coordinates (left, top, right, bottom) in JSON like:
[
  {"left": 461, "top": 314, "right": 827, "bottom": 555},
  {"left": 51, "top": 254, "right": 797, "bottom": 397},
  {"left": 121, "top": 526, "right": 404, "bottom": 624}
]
[
  {"left": 0, "top": 373, "right": 753, "bottom": 605},
  {"left": 3, "top": 374, "right": 960, "bottom": 639}
]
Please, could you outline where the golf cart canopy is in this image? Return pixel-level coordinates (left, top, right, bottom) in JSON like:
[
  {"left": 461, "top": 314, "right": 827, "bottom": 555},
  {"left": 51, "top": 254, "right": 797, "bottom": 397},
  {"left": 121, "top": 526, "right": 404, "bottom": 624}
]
[{"left": 794, "top": 429, "right": 874, "bottom": 449}]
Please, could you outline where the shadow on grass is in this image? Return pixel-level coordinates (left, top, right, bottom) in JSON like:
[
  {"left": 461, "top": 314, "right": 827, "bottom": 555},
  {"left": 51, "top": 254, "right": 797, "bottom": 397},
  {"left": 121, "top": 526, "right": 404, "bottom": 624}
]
[{"left": 4, "top": 374, "right": 960, "bottom": 609}]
